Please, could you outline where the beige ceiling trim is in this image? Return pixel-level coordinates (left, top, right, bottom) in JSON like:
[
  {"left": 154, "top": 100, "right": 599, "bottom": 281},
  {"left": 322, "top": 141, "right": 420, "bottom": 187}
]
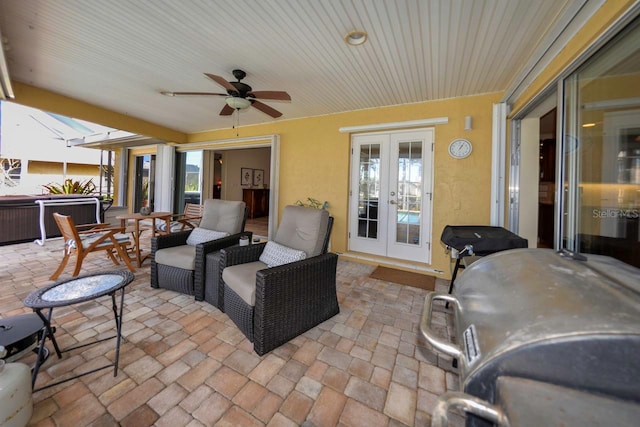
[
  {"left": 338, "top": 117, "right": 448, "bottom": 134},
  {"left": 174, "top": 135, "right": 276, "bottom": 151}
]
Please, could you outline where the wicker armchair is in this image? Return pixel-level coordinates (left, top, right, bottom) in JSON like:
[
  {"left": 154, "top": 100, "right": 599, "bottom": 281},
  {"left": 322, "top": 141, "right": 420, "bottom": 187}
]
[
  {"left": 150, "top": 199, "right": 249, "bottom": 300},
  {"left": 219, "top": 205, "right": 338, "bottom": 355}
]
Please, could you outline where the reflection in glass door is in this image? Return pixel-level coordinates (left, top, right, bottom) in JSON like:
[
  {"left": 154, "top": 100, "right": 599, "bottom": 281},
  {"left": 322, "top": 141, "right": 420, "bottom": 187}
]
[
  {"left": 174, "top": 150, "right": 203, "bottom": 212},
  {"left": 134, "top": 154, "right": 155, "bottom": 213},
  {"left": 349, "top": 129, "right": 434, "bottom": 263},
  {"left": 560, "top": 17, "right": 640, "bottom": 267},
  {"left": 358, "top": 143, "right": 381, "bottom": 240},
  {"left": 392, "top": 140, "right": 423, "bottom": 246}
]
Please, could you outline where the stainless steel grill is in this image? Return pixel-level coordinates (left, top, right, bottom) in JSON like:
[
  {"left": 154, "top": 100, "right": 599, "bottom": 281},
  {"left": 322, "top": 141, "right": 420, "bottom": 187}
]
[{"left": 421, "top": 248, "right": 640, "bottom": 426}]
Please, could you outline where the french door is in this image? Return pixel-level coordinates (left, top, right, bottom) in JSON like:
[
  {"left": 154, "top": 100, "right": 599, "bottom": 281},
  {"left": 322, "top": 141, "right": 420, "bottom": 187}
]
[{"left": 349, "top": 129, "right": 434, "bottom": 263}]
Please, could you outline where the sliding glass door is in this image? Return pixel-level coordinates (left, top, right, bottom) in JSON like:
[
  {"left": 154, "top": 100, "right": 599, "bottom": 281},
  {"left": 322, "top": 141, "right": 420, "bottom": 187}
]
[
  {"left": 133, "top": 154, "right": 154, "bottom": 213},
  {"left": 560, "top": 17, "right": 640, "bottom": 267},
  {"left": 174, "top": 150, "right": 203, "bottom": 212}
]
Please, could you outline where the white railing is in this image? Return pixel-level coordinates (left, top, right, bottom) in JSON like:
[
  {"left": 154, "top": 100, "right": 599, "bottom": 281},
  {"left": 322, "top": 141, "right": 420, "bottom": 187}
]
[{"left": 34, "top": 197, "right": 101, "bottom": 246}]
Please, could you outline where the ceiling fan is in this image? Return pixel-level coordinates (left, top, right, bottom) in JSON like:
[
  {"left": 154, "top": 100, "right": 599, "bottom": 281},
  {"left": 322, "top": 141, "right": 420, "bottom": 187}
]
[{"left": 161, "top": 69, "right": 291, "bottom": 118}]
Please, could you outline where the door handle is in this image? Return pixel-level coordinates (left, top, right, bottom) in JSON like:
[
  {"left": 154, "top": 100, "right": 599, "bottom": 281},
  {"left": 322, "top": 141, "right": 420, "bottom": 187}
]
[{"left": 389, "top": 200, "right": 397, "bottom": 205}]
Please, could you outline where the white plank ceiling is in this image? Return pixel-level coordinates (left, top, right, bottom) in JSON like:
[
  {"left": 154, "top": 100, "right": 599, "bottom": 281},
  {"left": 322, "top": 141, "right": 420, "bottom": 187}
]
[{"left": 0, "top": 0, "right": 583, "bottom": 135}]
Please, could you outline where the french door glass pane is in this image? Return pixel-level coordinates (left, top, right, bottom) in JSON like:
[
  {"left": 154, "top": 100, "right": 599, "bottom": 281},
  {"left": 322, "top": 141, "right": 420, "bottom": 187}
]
[
  {"left": 184, "top": 151, "right": 202, "bottom": 204},
  {"left": 134, "top": 154, "right": 154, "bottom": 212},
  {"left": 561, "top": 17, "right": 640, "bottom": 267},
  {"left": 358, "top": 144, "right": 380, "bottom": 238},
  {"left": 396, "top": 141, "right": 422, "bottom": 245}
]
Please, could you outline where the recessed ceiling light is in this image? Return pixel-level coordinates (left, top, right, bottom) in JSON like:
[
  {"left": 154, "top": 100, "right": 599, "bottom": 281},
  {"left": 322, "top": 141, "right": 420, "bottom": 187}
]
[{"left": 345, "top": 30, "right": 368, "bottom": 46}]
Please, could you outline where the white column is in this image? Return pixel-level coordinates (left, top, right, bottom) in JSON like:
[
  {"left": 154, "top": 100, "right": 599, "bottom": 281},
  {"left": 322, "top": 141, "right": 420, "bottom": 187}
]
[
  {"left": 491, "top": 103, "right": 508, "bottom": 227},
  {"left": 154, "top": 144, "right": 175, "bottom": 212}
]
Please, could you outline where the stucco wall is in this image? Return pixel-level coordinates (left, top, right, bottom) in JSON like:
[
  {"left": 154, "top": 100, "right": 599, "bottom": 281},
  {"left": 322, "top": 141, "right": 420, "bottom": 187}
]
[{"left": 187, "top": 92, "right": 504, "bottom": 276}]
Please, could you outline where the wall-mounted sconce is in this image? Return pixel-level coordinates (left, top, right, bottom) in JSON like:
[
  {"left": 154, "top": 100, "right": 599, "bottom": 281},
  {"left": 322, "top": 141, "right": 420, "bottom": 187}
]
[{"left": 464, "top": 116, "right": 473, "bottom": 131}]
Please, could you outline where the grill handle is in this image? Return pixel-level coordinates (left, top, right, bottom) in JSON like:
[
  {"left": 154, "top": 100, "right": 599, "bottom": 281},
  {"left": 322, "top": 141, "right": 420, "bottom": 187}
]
[
  {"left": 431, "top": 392, "right": 509, "bottom": 427},
  {"left": 420, "top": 292, "right": 463, "bottom": 359}
]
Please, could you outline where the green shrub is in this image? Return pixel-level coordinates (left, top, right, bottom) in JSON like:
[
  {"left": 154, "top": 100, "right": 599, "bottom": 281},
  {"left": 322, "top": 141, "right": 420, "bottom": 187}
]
[{"left": 43, "top": 178, "right": 97, "bottom": 195}]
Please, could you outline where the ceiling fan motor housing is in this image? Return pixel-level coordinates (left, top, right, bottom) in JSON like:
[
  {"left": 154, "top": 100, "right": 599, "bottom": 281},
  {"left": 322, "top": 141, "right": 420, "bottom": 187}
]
[
  {"left": 232, "top": 69, "right": 247, "bottom": 80},
  {"left": 229, "top": 81, "right": 252, "bottom": 97}
]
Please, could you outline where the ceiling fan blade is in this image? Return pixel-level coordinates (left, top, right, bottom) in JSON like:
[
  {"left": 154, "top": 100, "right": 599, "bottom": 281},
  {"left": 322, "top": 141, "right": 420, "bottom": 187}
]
[
  {"left": 220, "top": 104, "right": 235, "bottom": 116},
  {"left": 248, "top": 91, "right": 291, "bottom": 101},
  {"left": 251, "top": 100, "right": 283, "bottom": 118},
  {"left": 205, "top": 73, "right": 238, "bottom": 93},
  {"left": 162, "top": 91, "right": 227, "bottom": 96}
]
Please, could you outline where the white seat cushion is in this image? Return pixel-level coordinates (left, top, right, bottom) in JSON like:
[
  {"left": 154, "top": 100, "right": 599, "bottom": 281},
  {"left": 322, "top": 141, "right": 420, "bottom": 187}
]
[
  {"left": 154, "top": 245, "right": 196, "bottom": 270},
  {"left": 222, "top": 261, "right": 268, "bottom": 306}
]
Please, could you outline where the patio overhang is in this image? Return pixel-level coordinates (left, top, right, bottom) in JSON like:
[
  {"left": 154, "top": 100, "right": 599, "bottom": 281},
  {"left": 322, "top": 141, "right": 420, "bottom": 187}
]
[{"left": 68, "top": 133, "right": 167, "bottom": 150}]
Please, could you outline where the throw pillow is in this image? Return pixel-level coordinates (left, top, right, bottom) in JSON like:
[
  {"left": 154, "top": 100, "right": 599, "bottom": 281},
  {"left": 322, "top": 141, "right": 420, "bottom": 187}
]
[
  {"left": 186, "top": 227, "right": 229, "bottom": 246},
  {"left": 259, "top": 241, "right": 307, "bottom": 267}
]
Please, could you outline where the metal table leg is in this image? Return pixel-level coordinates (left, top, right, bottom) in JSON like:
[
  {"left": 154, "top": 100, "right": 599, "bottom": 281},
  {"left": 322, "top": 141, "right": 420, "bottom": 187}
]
[{"left": 32, "top": 288, "right": 127, "bottom": 391}]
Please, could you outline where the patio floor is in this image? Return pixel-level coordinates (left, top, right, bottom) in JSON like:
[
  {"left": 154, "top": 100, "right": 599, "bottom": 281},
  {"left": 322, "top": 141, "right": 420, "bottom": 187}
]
[{"left": 0, "top": 234, "right": 463, "bottom": 427}]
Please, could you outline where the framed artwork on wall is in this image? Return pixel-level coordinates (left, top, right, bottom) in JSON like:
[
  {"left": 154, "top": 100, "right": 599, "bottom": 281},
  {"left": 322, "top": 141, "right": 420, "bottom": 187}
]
[
  {"left": 253, "top": 169, "right": 264, "bottom": 187},
  {"left": 241, "top": 168, "right": 253, "bottom": 186}
]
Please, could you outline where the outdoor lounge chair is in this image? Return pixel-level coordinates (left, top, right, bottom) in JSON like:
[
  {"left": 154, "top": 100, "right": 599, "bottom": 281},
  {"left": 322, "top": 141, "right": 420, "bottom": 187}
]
[
  {"left": 150, "top": 199, "right": 249, "bottom": 299},
  {"left": 50, "top": 213, "right": 135, "bottom": 280},
  {"left": 218, "top": 205, "right": 338, "bottom": 355}
]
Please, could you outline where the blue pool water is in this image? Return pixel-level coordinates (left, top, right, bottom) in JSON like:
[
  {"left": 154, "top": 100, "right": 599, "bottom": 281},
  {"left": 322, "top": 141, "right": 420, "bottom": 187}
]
[{"left": 397, "top": 211, "right": 420, "bottom": 224}]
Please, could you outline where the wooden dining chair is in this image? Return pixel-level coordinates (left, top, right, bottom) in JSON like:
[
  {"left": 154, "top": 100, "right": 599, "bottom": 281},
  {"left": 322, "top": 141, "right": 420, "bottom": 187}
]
[
  {"left": 50, "top": 213, "right": 135, "bottom": 280},
  {"left": 144, "top": 203, "right": 204, "bottom": 235}
]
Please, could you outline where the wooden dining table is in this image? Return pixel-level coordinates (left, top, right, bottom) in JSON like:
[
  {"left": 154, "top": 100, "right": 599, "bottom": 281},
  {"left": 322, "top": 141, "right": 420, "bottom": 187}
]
[{"left": 116, "top": 211, "right": 172, "bottom": 267}]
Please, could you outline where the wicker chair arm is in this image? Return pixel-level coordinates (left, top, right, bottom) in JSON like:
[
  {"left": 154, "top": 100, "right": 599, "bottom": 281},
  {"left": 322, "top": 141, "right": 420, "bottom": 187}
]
[
  {"left": 152, "top": 230, "right": 191, "bottom": 250},
  {"left": 256, "top": 252, "right": 338, "bottom": 291},
  {"left": 252, "top": 252, "right": 339, "bottom": 355},
  {"left": 197, "top": 231, "right": 252, "bottom": 256},
  {"left": 220, "top": 242, "right": 267, "bottom": 268}
]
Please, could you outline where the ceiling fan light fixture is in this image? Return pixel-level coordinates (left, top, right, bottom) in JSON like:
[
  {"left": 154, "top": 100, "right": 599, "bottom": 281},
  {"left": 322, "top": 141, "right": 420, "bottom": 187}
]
[
  {"left": 225, "top": 96, "right": 251, "bottom": 110},
  {"left": 345, "top": 30, "right": 368, "bottom": 46}
]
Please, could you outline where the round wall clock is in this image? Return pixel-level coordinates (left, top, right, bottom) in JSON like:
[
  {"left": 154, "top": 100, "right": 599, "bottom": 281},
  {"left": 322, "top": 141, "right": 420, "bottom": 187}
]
[{"left": 448, "top": 138, "right": 473, "bottom": 159}]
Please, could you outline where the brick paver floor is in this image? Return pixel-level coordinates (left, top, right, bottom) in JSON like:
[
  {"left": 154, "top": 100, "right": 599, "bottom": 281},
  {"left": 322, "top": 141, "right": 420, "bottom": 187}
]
[{"left": 0, "top": 233, "right": 464, "bottom": 426}]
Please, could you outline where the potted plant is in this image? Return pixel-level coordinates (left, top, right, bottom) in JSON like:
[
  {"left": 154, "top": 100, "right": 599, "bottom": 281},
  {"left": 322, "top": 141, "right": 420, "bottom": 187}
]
[
  {"left": 295, "top": 197, "right": 328, "bottom": 210},
  {"left": 139, "top": 181, "right": 151, "bottom": 215}
]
